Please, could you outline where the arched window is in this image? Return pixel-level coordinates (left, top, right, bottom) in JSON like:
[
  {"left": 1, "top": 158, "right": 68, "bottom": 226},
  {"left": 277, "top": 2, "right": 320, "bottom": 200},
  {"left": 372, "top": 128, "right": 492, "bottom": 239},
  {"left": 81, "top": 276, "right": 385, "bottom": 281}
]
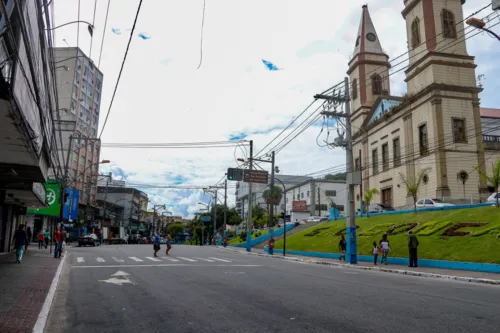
[
  {"left": 372, "top": 74, "right": 382, "bottom": 95},
  {"left": 411, "top": 17, "right": 421, "bottom": 48},
  {"left": 442, "top": 9, "right": 457, "bottom": 38},
  {"left": 352, "top": 79, "right": 358, "bottom": 100}
]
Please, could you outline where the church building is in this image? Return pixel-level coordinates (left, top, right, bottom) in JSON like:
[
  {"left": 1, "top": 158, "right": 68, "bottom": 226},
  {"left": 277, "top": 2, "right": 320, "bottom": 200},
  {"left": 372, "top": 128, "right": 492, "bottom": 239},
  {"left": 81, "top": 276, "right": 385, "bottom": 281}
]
[{"left": 348, "top": 0, "right": 500, "bottom": 209}]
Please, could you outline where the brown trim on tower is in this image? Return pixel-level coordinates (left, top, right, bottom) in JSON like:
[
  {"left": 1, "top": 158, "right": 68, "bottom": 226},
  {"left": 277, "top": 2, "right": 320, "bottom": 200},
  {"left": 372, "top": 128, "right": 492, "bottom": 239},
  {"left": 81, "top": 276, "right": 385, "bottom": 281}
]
[
  {"left": 348, "top": 52, "right": 390, "bottom": 67},
  {"left": 391, "top": 128, "right": 400, "bottom": 134},
  {"left": 359, "top": 64, "right": 367, "bottom": 105},
  {"left": 347, "top": 60, "right": 392, "bottom": 75},
  {"left": 405, "top": 60, "right": 477, "bottom": 83},
  {"left": 471, "top": 92, "right": 487, "bottom": 190},
  {"left": 402, "top": 0, "right": 422, "bottom": 18},
  {"left": 406, "top": 52, "right": 475, "bottom": 74},
  {"left": 422, "top": 0, "right": 437, "bottom": 52}
]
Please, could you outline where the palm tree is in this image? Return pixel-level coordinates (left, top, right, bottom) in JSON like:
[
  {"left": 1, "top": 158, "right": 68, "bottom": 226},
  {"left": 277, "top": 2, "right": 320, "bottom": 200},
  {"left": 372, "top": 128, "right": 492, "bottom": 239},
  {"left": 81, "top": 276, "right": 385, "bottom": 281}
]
[
  {"left": 475, "top": 159, "right": 500, "bottom": 207},
  {"left": 262, "top": 186, "right": 283, "bottom": 205},
  {"left": 399, "top": 167, "right": 431, "bottom": 212},
  {"left": 363, "top": 188, "right": 379, "bottom": 217}
]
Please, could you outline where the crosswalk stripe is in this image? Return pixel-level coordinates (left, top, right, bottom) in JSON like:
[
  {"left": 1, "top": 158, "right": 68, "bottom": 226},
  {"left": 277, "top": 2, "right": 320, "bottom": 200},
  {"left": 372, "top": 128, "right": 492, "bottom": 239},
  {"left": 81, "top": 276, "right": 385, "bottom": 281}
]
[
  {"left": 77, "top": 257, "right": 85, "bottom": 263},
  {"left": 163, "top": 257, "right": 180, "bottom": 262},
  {"left": 129, "top": 257, "right": 143, "bottom": 262},
  {"left": 193, "top": 257, "right": 215, "bottom": 262},
  {"left": 96, "top": 257, "right": 105, "bottom": 262},
  {"left": 146, "top": 257, "right": 162, "bottom": 262},
  {"left": 177, "top": 257, "right": 197, "bottom": 262},
  {"left": 208, "top": 257, "right": 231, "bottom": 262},
  {"left": 112, "top": 257, "right": 124, "bottom": 262}
]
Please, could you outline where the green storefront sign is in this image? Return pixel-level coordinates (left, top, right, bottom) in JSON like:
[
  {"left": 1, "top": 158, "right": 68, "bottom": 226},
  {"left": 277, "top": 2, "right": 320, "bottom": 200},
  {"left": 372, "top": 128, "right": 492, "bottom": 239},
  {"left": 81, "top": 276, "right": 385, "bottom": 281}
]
[{"left": 27, "top": 182, "right": 61, "bottom": 217}]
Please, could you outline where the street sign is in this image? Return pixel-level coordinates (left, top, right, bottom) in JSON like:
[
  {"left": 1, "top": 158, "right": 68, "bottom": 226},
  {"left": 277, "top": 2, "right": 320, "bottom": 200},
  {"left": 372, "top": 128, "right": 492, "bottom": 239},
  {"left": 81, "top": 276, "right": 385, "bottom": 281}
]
[
  {"left": 227, "top": 168, "right": 244, "bottom": 181},
  {"left": 200, "top": 216, "right": 212, "bottom": 223},
  {"left": 292, "top": 200, "right": 308, "bottom": 212},
  {"left": 27, "top": 181, "right": 61, "bottom": 217},
  {"left": 243, "top": 169, "right": 269, "bottom": 184}
]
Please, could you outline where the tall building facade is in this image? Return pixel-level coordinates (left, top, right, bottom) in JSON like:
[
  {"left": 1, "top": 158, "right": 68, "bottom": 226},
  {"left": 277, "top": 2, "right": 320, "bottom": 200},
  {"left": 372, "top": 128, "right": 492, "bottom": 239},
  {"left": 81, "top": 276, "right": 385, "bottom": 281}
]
[
  {"left": 54, "top": 47, "right": 104, "bottom": 212},
  {"left": 0, "top": 0, "right": 60, "bottom": 251},
  {"left": 349, "top": 2, "right": 500, "bottom": 210}
]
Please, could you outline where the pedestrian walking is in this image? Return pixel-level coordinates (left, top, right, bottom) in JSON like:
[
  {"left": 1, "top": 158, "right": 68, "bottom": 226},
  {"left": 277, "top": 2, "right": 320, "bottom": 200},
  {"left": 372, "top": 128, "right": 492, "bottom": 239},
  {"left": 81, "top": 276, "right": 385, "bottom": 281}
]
[
  {"left": 37, "top": 230, "right": 45, "bottom": 249},
  {"left": 43, "top": 229, "right": 50, "bottom": 249},
  {"left": 372, "top": 241, "right": 379, "bottom": 265},
  {"left": 153, "top": 231, "right": 161, "bottom": 257},
  {"left": 338, "top": 235, "right": 346, "bottom": 261},
  {"left": 268, "top": 236, "right": 275, "bottom": 255},
  {"left": 66, "top": 230, "right": 71, "bottom": 245},
  {"left": 222, "top": 236, "right": 228, "bottom": 248},
  {"left": 380, "top": 234, "right": 390, "bottom": 265},
  {"left": 408, "top": 231, "right": 419, "bottom": 267},
  {"left": 54, "top": 227, "right": 63, "bottom": 258},
  {"left": 165, "top": 232, "right": 173, "bottom": 255},
  {"left": 11, "top": 224, "right": 28, "bottom": 263}
]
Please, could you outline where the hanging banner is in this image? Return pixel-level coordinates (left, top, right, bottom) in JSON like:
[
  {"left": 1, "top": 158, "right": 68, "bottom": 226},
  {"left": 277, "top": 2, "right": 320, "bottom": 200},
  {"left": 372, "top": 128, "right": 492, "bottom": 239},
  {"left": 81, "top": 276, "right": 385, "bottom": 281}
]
[
  {"left": 63, "top": 187, "right": 73, "bottom": 219},
  {"left": 70, "top": 189, "right": 80, "bottom": 221},
  {"left": 27, "top": 182, "right": 61, "bottom": 217}
]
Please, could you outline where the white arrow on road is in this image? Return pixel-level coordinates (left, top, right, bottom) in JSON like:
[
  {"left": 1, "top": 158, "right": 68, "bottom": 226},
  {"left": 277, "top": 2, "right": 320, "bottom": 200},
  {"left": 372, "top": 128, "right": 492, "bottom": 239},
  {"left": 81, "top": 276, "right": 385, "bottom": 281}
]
[{"left": 99, "top": 271, "right": 136, "bottom": 286}]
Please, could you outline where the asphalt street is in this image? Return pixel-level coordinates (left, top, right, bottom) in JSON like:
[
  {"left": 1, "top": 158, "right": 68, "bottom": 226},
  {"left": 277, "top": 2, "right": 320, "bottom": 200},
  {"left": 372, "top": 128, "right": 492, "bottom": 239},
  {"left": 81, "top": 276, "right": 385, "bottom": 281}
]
[{"left": 45, "top": 244, "right": 500, "bottom": 333}]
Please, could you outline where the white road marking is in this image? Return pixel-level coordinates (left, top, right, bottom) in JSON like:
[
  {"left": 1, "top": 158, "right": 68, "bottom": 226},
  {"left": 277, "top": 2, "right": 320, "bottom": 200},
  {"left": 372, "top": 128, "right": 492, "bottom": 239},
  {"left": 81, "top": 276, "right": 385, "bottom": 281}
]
[
  {"left": 163, "top": 257, "right": 180, "bottom": 262},
  {"left": 208, "top": 257, "right": 231, "bottom": 262},
  {"left": 177, "top": 257, "right": 197, "bottom": 262},
  {"left": 72, "top": 264, "right": 261, "bottom": 269},
  {"left": 146, "top": 257, "right": 162, "bottom": 262},
  {"left": 193, "top": 257, "right": 215, "bottom": 262},
  {"left": 96, "top": 257, "right": 105, "bottom": 262},
  {"left": 129, "top": 257, "right": 143, "bottom": 262},
  {"left": 99, "top": 277, "right": 135, "bottom": 286},
  {"left": 77, "top": 257, "right": 85, "bottom": 263},
  {"left": 111, "top": 271, "right": 130, "bottom": 276},
  {"left": 112, "top": 257, "right": 124, "bottom": 262}
]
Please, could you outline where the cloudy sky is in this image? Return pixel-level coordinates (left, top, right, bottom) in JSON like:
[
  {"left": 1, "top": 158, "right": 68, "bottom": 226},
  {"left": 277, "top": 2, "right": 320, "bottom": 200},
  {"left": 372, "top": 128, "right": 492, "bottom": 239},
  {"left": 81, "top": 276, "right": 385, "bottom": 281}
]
[{"left": 53, "top": 0, "right": 500, "bottom": 218}]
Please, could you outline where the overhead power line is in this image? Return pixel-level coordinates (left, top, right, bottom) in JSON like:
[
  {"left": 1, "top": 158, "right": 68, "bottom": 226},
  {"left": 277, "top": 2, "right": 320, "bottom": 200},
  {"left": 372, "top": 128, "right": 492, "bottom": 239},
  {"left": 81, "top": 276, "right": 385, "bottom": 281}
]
[
  {"left": 98, "top": 0, "right": 111, "bottom": 68},
  {"left": 98, "top": 0, "right": 144, "bottom": 139}
]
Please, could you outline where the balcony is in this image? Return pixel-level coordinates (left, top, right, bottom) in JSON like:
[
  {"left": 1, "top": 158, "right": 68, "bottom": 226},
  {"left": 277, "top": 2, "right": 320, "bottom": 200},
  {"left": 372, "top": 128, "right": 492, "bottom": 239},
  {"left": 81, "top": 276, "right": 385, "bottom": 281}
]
[{"left": 483, "top": 135, "right": 500, "bottom": 150}]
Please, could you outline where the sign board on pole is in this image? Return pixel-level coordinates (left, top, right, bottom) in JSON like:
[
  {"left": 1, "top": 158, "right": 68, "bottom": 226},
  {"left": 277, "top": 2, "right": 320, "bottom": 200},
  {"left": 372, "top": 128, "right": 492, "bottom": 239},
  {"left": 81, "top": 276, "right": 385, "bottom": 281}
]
[
  {"left": 27, "top": 182, "right": 61, "bottom": 217},
  {"left": 70, "top": 189, "right": 80, "bottom": 221},
  {"left": 243, "top": 169, "right": 269, "bottom": 184},
  {"left": 200, "top": 216, "right": 212, "bottom": 223},
  {"left": 292, "top": 200, "right": 308, "bottom": 212}
]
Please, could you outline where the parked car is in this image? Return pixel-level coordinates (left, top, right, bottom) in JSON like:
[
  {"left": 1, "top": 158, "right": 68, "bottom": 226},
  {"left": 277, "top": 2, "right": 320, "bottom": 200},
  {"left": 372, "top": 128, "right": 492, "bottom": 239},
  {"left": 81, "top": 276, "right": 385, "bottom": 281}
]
[
  {"left": 306, "top": 217, "right": 321, "bottom": 223},
  {"left": 128, "top": 233, "right": 143, "bottom": 244},
  {"left": 416, "top": 198, "right": 454, "bottom": 209},
  {"left": 78, "top": 234, "right": 99, "bottom": 247},
  {"left": 368, "top": 203, "right": 394, "bottom": 214},
  {"left": 486, "top": 192, "right": 499, "bottom": 203}
]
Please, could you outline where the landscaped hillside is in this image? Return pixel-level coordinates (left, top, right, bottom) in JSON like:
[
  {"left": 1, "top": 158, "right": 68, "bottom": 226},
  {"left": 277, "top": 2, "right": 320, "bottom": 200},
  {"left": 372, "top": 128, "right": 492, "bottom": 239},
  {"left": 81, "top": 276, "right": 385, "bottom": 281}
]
[{"left": 274, "top": 207, "right": 500, "bottom": 263}]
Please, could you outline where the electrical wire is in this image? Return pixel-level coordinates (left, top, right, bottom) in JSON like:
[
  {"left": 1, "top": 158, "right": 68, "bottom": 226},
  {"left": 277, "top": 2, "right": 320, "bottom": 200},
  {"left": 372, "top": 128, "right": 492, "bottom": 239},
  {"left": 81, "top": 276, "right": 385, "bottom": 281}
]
[
  {"left": 196, "top": 0, "right": 206, "bottom": 70},
  {"left": 98, "top": 0, "right": 144, "bottom": 139},
  {"left": 89, "top": 0, "right": 98, "bottom": 59},
  {"left": 98, "top": 0, "right": 111, "bottom": 68},
  {"left": 77, "top": 0, "right": 81, "bottom": 49}
]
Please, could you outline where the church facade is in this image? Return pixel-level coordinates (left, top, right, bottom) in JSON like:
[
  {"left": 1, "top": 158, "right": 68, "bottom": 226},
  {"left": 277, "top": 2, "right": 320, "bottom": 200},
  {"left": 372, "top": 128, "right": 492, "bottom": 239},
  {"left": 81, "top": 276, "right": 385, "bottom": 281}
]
[{"left": 348, "top": 0, "right": 500, "bottom": 209}]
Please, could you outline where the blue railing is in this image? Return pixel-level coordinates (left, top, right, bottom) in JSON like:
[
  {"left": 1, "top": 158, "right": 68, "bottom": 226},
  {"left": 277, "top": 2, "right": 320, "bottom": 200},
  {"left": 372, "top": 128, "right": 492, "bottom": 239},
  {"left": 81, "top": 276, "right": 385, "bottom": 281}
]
[{"left": 231, "top": 224, "right": 296, "bottom": 248}]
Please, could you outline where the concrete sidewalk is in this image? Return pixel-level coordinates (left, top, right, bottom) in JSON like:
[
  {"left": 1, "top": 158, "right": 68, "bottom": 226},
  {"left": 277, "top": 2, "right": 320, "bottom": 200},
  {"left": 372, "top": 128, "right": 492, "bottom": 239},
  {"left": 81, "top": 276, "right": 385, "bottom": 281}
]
[
  {"left": 0, "top": 244, "right": 62, "bottom": 332},
  {"left": 223, "top": 247, "right": 500, "bottom": 285}
]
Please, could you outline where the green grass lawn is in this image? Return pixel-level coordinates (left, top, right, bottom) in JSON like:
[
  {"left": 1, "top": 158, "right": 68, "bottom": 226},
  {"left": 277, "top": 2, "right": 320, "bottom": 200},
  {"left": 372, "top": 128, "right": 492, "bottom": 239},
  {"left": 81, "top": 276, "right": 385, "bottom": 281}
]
[
  {"left": 274, "top": 207, "right": 500, "bottom": 263},
  {"left": 229, "top": 229, "right": 269, "bottom": 245}
]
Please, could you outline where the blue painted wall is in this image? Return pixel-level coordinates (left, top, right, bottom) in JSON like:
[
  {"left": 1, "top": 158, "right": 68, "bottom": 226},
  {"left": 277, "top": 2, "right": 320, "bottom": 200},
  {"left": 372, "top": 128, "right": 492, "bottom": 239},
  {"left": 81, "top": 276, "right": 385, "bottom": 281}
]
[
  {"left": 231, "top": 224, "right": 296, "bottom": 248},
  {"left": 263, "top": 248, "right": 500, "bottom": 274}
]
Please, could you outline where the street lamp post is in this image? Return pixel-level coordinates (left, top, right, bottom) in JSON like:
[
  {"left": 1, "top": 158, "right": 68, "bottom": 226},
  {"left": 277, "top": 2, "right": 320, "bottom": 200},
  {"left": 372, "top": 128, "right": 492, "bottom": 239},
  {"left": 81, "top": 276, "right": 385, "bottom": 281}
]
[
  {"left": 274, "top": 178, "right": 287, "bottom": 256},
  {"left": 45, "top": 20, "right": 94, "bottom": 36},
  {"left": 466, "top": 17, "right": 500, "bottom": 41}
]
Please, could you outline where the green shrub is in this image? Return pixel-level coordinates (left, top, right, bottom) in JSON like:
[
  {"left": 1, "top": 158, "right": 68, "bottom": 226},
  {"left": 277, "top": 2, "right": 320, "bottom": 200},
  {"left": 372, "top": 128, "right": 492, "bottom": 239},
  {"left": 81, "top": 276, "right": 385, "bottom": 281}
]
[
  {"left": 358, "top": 223, "right": 394, "bottom": 236},
  {"left": 471, "top": 224, "right": 500, "bottom": 237},
  {"left": 415, "top": 221, "right": 453, "bottom": 236}
]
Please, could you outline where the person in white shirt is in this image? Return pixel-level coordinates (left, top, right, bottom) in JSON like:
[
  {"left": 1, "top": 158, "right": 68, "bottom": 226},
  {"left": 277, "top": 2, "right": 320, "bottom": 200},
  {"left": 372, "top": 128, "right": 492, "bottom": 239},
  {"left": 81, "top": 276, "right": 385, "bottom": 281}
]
[
  {"left": 380, "top": 234, "right": 390, "bottom": 265},
  {"left": 372, "top": 241, "right": 379, "bottom": 265}
]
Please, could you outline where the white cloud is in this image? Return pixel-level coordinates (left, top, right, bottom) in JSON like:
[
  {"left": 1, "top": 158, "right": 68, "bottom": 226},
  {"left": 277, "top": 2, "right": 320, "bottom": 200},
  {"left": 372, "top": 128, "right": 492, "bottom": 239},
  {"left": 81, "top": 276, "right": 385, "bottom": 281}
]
[{"left": 54, "top": 0, "right": 500, "bottom": 218}]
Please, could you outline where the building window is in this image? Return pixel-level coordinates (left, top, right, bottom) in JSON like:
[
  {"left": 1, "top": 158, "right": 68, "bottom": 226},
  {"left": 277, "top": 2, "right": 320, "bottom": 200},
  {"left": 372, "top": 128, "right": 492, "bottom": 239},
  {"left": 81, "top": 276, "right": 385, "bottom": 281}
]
[
  {"left": 393, "top": 137, "right": 401, "bottom": 167},
  {"left": 419, "top": 124, "right": 429, "bottom": 156},
  {"left": 352, "top": 79, "right": 358, "bottom": 100},
  {"left": 315, "top": 204, "right": 328, "bottom": 212},
  {"left": 325, "top": 190, "right": 336, "bottom": 197},
  {"left": 286, "top": 197, "right": 288, "bottom": 203},
  {"left": 452, "top": 118, "right": 466, "bottom": 143},
  {"left": 355, "top": 157, "right": 361, "bottom": 171},
  {"left": 307, "top": 190, "right": 310, "bottom": 197},
  {"left": 442, "top": 9, "right": 457, "bottom": 38},
  {"left": 301, "top": 192, "right": 304, "bottom": 198},
  {"left": 372, "top": 148, "right": 379, "bottom": 175},
  {"left": 79, "top": 156, "right": 85, "bottom": 165},
  {"left": 73, "top": 152, "right": 78, "bottom": 161},
  {"left": 296, "top": 194, "right": 299, "bottom": 200},
  {"left": 411, "top": 17, "right": 421, "bottom": 48},
  {"left": 372, "top": 74, "right": 382, "bottom": 95},
  {"left": 382, "top": 143, "right": 389, "bottom": 171}
]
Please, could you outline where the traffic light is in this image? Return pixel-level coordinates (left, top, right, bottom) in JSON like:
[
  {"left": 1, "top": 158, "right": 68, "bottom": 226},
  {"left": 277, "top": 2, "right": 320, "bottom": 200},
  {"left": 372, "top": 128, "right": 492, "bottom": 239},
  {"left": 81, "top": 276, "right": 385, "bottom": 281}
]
[{"left": 227, "top": 168, "right": 243, "bottom": 181}]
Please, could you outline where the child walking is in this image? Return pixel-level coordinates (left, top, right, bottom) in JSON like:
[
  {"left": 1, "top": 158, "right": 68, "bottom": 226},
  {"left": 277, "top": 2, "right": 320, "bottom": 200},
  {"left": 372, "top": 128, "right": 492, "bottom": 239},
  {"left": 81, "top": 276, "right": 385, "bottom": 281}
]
[{"left": 372, "top": 241, "right": 379, "bottom": 265}]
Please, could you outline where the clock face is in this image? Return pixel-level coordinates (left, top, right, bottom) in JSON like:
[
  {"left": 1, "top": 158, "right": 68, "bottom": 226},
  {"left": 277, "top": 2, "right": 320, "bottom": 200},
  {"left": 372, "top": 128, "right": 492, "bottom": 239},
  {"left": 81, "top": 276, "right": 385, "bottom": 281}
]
[{"left": 366, "top": 32, "right": 377, "bottom": 42}]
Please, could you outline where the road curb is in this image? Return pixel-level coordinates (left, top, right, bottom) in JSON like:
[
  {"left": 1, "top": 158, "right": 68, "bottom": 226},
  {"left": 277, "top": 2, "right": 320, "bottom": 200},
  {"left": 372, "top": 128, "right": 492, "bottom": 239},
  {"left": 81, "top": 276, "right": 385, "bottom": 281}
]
[
  {"left": 220, "top": 247, "right": 500, "bottom": 286},
  {"left": 33, "top": 250, "right": 68, "bottom": 333}
]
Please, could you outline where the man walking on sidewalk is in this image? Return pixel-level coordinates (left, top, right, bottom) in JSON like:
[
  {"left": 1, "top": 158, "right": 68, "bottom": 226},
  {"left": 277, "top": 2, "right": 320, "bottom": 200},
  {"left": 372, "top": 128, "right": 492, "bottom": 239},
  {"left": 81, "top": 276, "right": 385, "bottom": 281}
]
[
  {"left": 54, "top": 226, "right": 63, "bottom": 258},
  {"left": 11, "top": 224, "right": 28, "bottom": 263},
  {"left": 408, "top": 231, "right": 419, "bottom": 268}
]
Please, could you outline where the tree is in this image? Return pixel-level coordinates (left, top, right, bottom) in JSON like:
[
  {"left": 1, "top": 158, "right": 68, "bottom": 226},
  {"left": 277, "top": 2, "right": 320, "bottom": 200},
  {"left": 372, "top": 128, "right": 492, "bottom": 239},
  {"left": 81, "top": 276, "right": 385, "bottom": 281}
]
[
  {"left": 262, "top": 186, "right": 283, "bottom": 205},
  {"left": 228, "top": 214, "right": 243, "bottom": 226},
  {"left": 475, "top": 159, "right": 500, "bottom": 207},
  {"left": 324, "top": 172, "right": 347, "bottom": 180},
  {"left": 363, "top": 188, "right": 379, "bottom": 217},
  {"left": 167, "top": 223, "right": 184, "bottom": 236},
  {"left": 399, "top": 167, "right": 431, "bottom": 212}
]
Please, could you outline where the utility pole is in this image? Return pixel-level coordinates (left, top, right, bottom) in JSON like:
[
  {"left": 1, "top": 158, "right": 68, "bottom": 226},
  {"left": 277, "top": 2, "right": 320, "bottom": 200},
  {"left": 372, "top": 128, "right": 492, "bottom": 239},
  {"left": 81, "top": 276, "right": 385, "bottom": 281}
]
[
  {"left": 317, "top": 187, "right": 321, "bottom": 216},
  {"left": 213, "top": 190, "right": 218, "bottom": 244},
  {"left": 246, "top": 140, "right": 253, "bottom": 252},
  {"left": 269, "top": 151, "right": 275, "bottom": 228},
  {"left": 315, "top": 77, "right": 358, "bottom": 264},
  {"left": 224, "top": 179, "right": 227, "bottom": 239},
  {"left": 101, "top": 172, "right": 111, "bottom": 245}
]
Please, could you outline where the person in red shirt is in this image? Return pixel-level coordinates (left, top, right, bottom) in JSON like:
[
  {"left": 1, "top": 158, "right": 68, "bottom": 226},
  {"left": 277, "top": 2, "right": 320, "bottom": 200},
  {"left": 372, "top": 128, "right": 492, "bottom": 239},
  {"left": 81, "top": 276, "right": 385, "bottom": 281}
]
[{"left": 54, "top": 227, "right": 63, "bottom": 258}]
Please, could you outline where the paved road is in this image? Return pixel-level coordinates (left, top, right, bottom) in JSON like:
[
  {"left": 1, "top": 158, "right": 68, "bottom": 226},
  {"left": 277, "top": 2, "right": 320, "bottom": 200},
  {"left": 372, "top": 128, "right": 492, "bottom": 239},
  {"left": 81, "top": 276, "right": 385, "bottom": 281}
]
[{"left": 46, "top": 245, "right": 500, "bottom": 333}]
